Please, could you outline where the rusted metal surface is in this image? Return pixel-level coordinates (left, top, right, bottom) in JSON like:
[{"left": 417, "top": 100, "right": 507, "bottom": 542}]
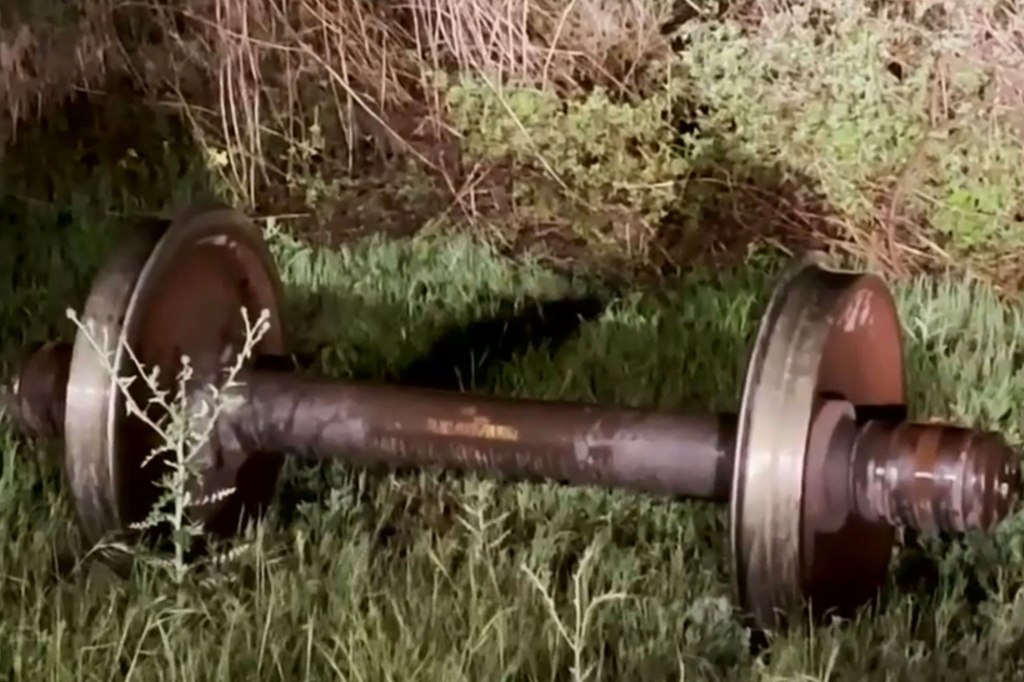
[
  {"left": 851, "top": 421, "right": 1018, "bottom": 534},
  {"left": 217, "top": 369, "right": 738, "bottom": 502},
  {"left": 4, "top": 205, "right": 1021, "bottom": 632},
  {"left": 732, "top": 257, "right": 910, "bottom": 629}
]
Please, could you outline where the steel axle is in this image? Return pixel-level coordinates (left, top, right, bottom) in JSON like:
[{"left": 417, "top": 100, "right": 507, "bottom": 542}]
[
  {"left": 2, "top": 205, "right": 1020, "bottom": 630},
  {"left": 11, "top": 341, "right": 1017, "bottom": 538}
]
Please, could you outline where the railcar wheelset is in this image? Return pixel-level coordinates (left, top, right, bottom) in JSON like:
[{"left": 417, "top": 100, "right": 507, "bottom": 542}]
[{"left": 3, "top": 205, "right": 1019, "bottom": 630}]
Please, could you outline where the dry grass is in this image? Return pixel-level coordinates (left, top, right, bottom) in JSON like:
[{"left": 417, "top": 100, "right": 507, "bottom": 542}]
[
  {"left": 112, "top": 0, "right": 680, "bottom": 211},
  {"left": 0, "top": 0, "right": 676, "bottom": 178}
]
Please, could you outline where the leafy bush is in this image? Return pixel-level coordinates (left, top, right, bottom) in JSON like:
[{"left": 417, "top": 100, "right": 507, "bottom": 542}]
[
  {"left": 444, "top": 77, "right": 696, "bottom": 260},
  {"left": 676, "top": 0, "right": 1024, "bottom": 265}
]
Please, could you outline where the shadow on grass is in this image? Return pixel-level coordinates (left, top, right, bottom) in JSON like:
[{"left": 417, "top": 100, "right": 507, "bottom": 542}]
[
  {"left": 393, "top": 295, "right": 609, "bottom": 390},
  {"left": 652, "top": 134, "right": 848, "bottom": 276}
]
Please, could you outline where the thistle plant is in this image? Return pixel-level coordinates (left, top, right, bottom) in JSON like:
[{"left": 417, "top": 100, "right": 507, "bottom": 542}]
[{"left": 66, "top": 305, "right": 271, "bottom": 583}]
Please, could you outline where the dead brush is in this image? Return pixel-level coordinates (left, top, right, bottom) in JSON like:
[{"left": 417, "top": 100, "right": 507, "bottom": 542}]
[{"left": 127, "top": 0, "right": 677, "bottom": 208}]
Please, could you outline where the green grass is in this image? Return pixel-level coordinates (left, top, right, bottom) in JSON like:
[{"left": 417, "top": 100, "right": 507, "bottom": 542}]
[{"left": 5, "top": 128, "right": 1024, "bottom": 680}]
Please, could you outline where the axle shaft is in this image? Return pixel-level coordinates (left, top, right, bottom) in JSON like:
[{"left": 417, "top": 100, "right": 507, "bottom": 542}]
[
  {"left": 4, "top": 342, "right": 1020, "bottom": 536},
  {"left": 220, "top": 368, "right": 738, "bottom": 501}
]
